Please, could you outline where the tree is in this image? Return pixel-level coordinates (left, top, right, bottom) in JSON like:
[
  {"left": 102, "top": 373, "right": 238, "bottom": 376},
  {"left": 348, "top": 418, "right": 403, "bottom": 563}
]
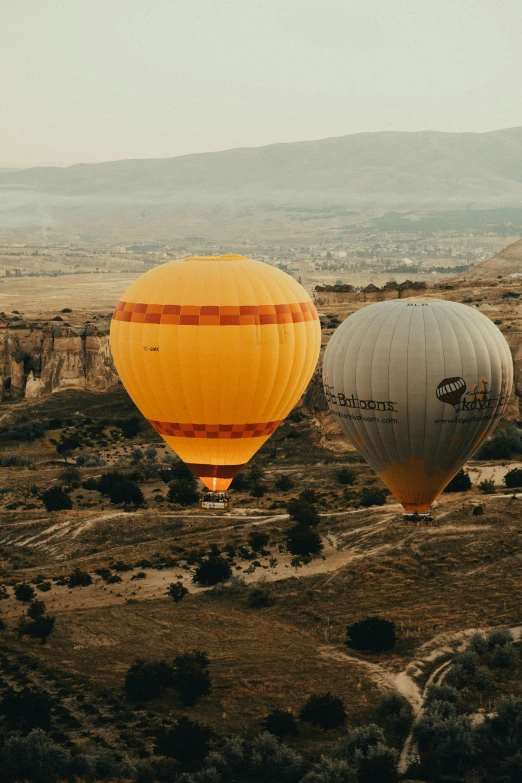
[
  {"left": 168, "top": 459, "right": 196, "bottom": 481},
  {"left": 14, "top": 582, "right": 35, "bottom": 602},
  {"left": 482, "top": 697, "right": 522, "bottom": 758},
  {"left": 168, "top": 479, "right": 199, "bottom": 506},
  {"left": 3, "top": 729, "right": 69, "bottom": 783},
  {"left": 155, "top": 717, "right": 212, "bottom": 763},
  {"left": 355, "top": 743, "right": 399, "bottom": 782},
  {"left": 166, "top": 581, "right": 188, "bottom": 603},
  {"left": 249, "top": 465, "right": 265, "bottom": 483},
  {"left": 249, "top": 732, "right": 304, "bottom": 782},
  {"left": 287, "top": 500, "right": 320, "bottom": 527},
  {"left": 130, "top": 447, "right": 144, "bottom": 463},
  {"left": 117, "top": 415, "right": 142, "bottom": 438},
  {"left": 27, "top": 599, "right": 46, "bottom": 620},
  {"left": 59, "top": 467, "right": 81, "bottom": 488},
  {"left": 251, "top": 482, "right": 267, "bottom": 499},
  {"left": 301, "top": 758, "right": 357, "bottom": 783},
  {"left": 55, "top": 433, "right": 81, "bottom": 462},
  {"left": 334, "top": 724, "right": 388, "bottom": 761},
  {"left": 477, "top": 427, "right": 522, "bottom": 460},
  {"left": 491, "top": 645, "right": 519, "bottom": 669},
  {"left": 173, "top": 650, "right": 211, "bottom": 706},
  {"left": 263, "top": 709, "right": 299, "bottom": 740},
  {"left": 346, "top": 617, "right": 396, "bottom": 653},
  {"left": 1, "top": 687, "right": 52, "bottom": 730},
  {"left": 359, "top": 486, "right": 387, "bottom": 507},
  {"left": 248, "top": 530, "right": 270, "bottom": 551},
  {"left": 67, "top": 567, "right": 92, "bottom": 587},
  {"left": 193, "top": 556, "right": 232, "bottom": 586},
  {"left": 24, "top": 614, "right": 56, "bottom": 645},
  {"left": 231, "top": 473, "right": 250, "bottom": 491},
  {"left": 285, "top": 525, "right": 323, "bottom": 557},
  {"left": 443, "top": 469, "right": 472, "bottom": 493},
  {"left": 300, "top": 692, "right": 346, "bottom": 730},
  {"left": 275, "top": 475, "right": 294, "bottom": 491},
  {"left": 125, "top": 659, "right": 174, "bottom": 701},
  {"left": 108, "top": 478, "right": 145, "bottom": 508},
  {"left": 40, "top": 486, "right": 72, "bottom": 511},
  {"left": 505, "top": 467, "right": 522, "bottom": 488},
  {"left": 414, "top": 712, "right": 479, "bottom": 776},
  {"left": 487, "top": 628, "right": 514, "bottom": 649},
  {"left": 336, "top": 468, "right": 356, "bottom": 486}
]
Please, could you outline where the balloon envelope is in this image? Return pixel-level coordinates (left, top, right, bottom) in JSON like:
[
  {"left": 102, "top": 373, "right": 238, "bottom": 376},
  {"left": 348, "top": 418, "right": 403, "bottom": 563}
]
[
  {"left": 110, "top": 255, "right": 321, "bottom": 490},
  {"left": 323, "top": 299, "right": 513, "bottom": 511}
]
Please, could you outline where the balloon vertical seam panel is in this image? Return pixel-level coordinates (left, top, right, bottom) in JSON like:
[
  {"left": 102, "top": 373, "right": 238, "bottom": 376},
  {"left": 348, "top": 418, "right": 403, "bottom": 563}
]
[
  {"left": 109, "top": 256, "right": 320, "bottom": 490},
  {"left": 323, "top": 299, "right": 513, "bottom": 512}
]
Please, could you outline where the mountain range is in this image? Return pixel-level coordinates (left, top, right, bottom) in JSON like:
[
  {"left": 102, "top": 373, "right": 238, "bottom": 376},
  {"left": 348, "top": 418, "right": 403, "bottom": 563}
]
[{"left": 2, "top": 127, "right": 522, "bottom": 243}]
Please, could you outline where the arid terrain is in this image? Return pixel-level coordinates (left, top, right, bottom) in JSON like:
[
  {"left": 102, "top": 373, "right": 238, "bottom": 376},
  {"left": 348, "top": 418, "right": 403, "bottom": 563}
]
[{"left": 1, "top": 238, "right": 522, "bottom": 782}]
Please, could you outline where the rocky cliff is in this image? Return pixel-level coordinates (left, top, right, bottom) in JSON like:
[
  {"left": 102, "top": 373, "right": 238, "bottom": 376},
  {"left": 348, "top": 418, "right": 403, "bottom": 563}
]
[{"left": 0, "top": 317, "right": 119, "bottom": 402}]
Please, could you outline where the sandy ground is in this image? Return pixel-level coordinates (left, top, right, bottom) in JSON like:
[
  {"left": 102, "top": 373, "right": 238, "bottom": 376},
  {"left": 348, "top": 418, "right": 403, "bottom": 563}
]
[
  {"left": 468, "top": 461, "right": 522, "bottom": 486},
  {"left": 0, "top": 272, "right": 139, "bottom": 314}
]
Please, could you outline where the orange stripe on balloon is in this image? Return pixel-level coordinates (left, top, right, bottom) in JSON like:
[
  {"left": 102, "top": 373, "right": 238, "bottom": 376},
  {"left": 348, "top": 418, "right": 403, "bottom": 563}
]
[
  {"left": 186, "top": 463, "right": 245, "bottom": 479},
  {"left": 148, "top": 419, "right": 283, "bottom": 438},
  {"left": 112, "top": 300, "right": 317, "bottom": 325}
]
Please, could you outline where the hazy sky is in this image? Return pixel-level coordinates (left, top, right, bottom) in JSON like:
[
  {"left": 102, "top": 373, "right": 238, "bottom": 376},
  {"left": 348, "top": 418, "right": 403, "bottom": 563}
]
[{"left": 1, "top": 0, "right": 522, "bottom": 166}]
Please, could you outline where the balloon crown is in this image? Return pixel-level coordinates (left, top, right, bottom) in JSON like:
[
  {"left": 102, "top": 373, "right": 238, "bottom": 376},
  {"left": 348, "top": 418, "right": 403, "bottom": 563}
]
[{"left": 185, "top": 254, "right": 246, "bottom": 262}]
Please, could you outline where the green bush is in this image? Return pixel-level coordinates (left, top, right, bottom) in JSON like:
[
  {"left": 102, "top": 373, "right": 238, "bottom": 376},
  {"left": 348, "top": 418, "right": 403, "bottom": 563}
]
[
  {"left": 166, "top": 581, "right": 188, "bottom": 603},
  {"left": 300, "top": 692, "right": 346, "bottom": 730},
  {"left": 3, "top": 422, "right": 46, "bottom": 441},
  {"left": 478, "top": 478, "right": 496, "bottom": 495},
  {"left": 487, "top": 628, "right": 515, "bottom": 648},
  {"left": 346, "top": 617, "right": 396, "bottom": 653},
  {"left": 173, "top": 650, "right": 211, "bottom": 706},
  {"left": 491, "top": 645, "right": 519, "bottom": 669},
  {"left": 287, "top": 500, "right": 320, "bottom": 527},
  {"left": 40, "top": 486, "right": 72, "bottom": 511},
  {"left": 359, "top": 486, "right": 387, "bottom": 507},
  {"left": 168, "top": 479, "right": 199, "bottom": 506},
  {"left": 336, "top": 468, "right": 356, "bottom": 485},
  {"left": 155, "top": 716, "right": 212, "bottom": 763},
  {"left": 14, "top": 583, "right": 35, "bottom": 602},
  {"left": 1, "top": 687, "right": 52, "bottom": 731},
  {"left": 285, "top": 525, "right": 323, "bottom": 557},
  {"left": 125, "top": 659, "right": 174, "bottom": 701},
  {"left": 248, "top": 530, "right": 270, "bottom": 551},
  {"left": 3, "top": 729, "right": 69, "bottom": 783},
  {"left": 67, "top": 567, "right": 92, "bottom": 588},
  {"left": 504, "top": 467, "right": 522, "bottom": 488},
  {"left": 443, "top": 469, "right": 472, "bottom": 493},
  {"left": 193, "top": 556, "right": 232, "bottom": 586},
  {"left": 263, "top": 709, "right": 299, "bottom": 740},
  {"left": 477, "top": 427, "right": 522, "bottom": 460},
  {"left": 275, "top": 475, "right": 294, "bottom": 491},
  {"left": 231, "top": 473, "right": 250, "bottom": 491}
]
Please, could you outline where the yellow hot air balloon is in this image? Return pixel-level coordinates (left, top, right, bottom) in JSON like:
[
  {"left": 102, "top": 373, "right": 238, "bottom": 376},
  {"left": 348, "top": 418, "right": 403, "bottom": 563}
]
[
  {"left": 110, "top": 255, "right": 321, "bottom": 491},
  {"left": 323, "top": 300, "right": 513, "bottom": 513}
]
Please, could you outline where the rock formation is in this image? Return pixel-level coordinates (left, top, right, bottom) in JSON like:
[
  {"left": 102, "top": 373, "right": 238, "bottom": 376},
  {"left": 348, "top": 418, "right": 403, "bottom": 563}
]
[{"left": 0, "top": 317, "right": 119, "bottom": 401}]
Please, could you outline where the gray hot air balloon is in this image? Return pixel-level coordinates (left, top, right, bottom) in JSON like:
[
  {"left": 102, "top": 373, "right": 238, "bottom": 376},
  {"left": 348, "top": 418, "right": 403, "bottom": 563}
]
[{"left": 322, "top": 300, "right": 513, "bottom": 512}]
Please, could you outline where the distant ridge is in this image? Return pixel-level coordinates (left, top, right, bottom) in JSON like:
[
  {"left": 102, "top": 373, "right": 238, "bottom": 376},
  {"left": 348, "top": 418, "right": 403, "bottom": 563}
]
[
  {"left": 2, "top": 127, "right": 522, "bottom": 242},
  {"left": 2, "top": 126, "right": 522, "bottom": 200}
]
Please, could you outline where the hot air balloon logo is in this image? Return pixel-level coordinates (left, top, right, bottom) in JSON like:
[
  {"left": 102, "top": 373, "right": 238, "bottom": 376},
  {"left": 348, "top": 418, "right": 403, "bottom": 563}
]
[{"left": 436, "top": 377, "right": 466, "bottom": 410}]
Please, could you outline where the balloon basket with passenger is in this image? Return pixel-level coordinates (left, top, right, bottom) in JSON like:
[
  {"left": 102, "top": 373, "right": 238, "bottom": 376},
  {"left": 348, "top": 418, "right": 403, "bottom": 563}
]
[
  {"left": 200, "top": 492, "right": 230, "bottom": 510},
  {"left": 403, "top": 512, "right": 433, "bottom": 525}
]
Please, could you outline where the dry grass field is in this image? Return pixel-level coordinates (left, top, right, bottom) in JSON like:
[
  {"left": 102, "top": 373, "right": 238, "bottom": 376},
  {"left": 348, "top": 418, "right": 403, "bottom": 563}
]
[{"left": 2, "top": 286, "right": 522, "bottom": 780}]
